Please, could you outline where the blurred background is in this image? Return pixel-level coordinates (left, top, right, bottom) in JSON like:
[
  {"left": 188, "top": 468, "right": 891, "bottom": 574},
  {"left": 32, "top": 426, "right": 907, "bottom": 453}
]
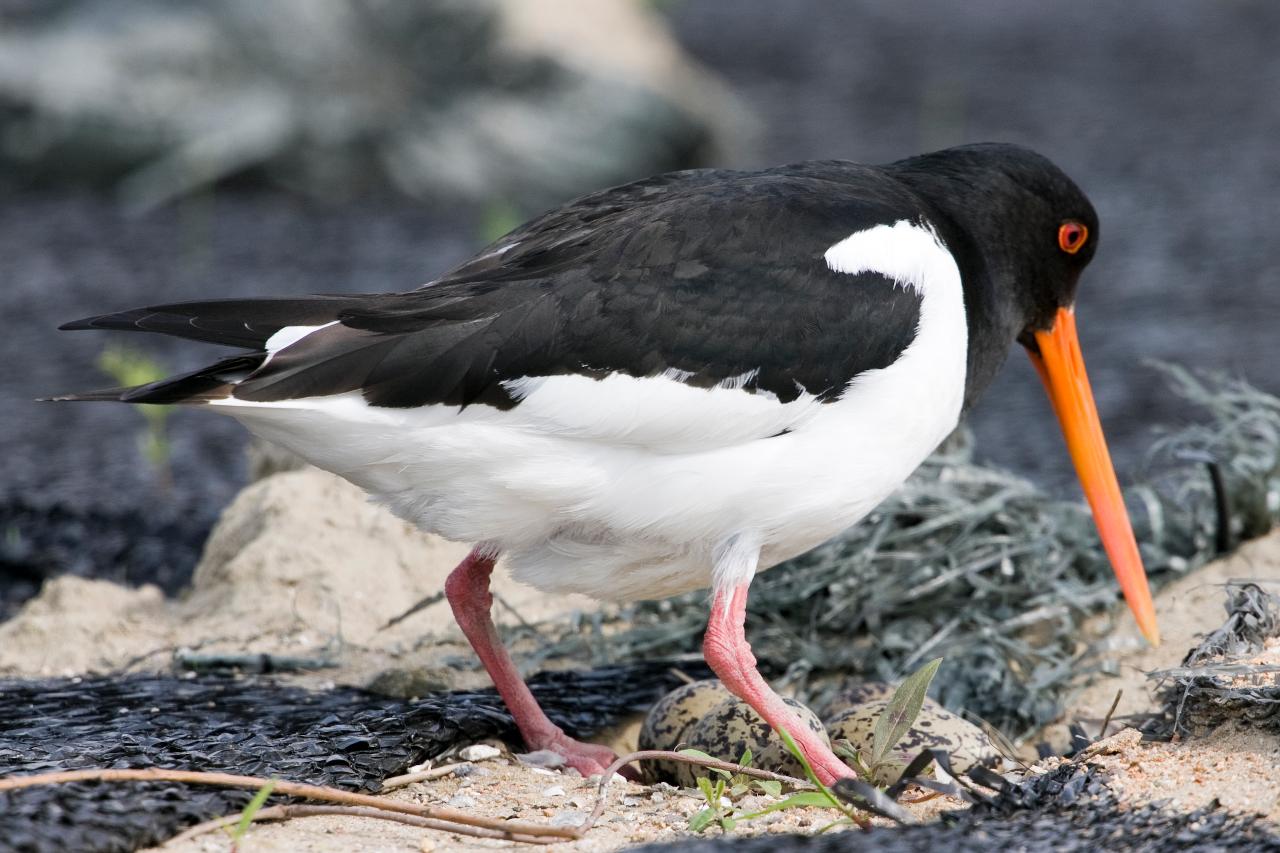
[{"left": 2, "top": 0, "right": 1278, "bottom": 615}]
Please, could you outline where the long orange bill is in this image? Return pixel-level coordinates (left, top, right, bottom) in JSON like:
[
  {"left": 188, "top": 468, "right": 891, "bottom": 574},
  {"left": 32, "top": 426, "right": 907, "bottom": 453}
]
[{"left": 1028, "top": 306, "right": 1160, "bottom": 646}]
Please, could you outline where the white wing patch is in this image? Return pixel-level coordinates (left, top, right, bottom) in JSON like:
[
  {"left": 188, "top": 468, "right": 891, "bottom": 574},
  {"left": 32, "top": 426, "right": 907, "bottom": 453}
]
[
  {"left": 262, "top": 321, "right": 339, "bottom": 364},
  {"left": 824, "top": 219, "right": 952, "bottom": 297}
]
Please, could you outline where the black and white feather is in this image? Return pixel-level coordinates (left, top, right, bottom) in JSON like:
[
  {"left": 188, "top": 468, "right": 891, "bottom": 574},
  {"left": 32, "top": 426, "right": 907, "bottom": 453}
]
[{"left": 57, "top": 160, "right": 979, "bottom": 600}]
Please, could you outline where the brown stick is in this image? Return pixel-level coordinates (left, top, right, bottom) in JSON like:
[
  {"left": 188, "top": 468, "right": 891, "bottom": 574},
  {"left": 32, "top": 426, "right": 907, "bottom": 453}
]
[
  {"left": 381, "top": 762, "right": 467, "bottom": 790},
  {"left": 0, "top": 768, "right": 579, "bottom": 841},
  {"left": 164, "top": 804, "right": 559, "bottom": 847}
]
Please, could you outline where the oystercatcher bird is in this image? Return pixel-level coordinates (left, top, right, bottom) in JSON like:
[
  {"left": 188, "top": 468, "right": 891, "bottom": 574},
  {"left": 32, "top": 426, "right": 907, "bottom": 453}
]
[{"left": 52, "top": 143, "right": 1159, "bottom": 784}]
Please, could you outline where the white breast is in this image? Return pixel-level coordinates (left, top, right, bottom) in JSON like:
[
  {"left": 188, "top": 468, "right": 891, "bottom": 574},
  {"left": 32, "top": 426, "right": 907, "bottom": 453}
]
[{"left": 211, "top": 220, "right": 968, "bottom": 602}]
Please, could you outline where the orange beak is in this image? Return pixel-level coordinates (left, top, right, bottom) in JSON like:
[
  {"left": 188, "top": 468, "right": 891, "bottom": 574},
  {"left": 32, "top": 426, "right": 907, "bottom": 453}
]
[{"left": 1027, "top": 307, "right": 1160, "bottom": 646}]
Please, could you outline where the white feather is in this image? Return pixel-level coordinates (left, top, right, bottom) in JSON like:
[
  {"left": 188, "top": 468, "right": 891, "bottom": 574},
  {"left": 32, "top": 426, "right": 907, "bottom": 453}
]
[{"left": 262, "top": 321, "right": 339, "bottom": 365}]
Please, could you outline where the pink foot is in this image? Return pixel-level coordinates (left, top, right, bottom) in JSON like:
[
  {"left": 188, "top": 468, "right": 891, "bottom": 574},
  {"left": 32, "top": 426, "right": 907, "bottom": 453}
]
[{"left": 530, "top": 729, "right": 629, "bottom": 778}]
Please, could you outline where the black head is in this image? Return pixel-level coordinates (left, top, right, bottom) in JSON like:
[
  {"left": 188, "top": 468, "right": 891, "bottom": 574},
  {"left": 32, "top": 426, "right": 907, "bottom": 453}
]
[
  {"left": 888, "top": 143, "right": 1100, "bottom": 396},
  {"left": 889, "top": 143, "right": 1161, "bottom": 647}
]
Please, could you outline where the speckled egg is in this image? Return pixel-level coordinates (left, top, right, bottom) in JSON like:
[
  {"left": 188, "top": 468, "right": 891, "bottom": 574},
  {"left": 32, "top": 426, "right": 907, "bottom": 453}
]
[
  {"left": 817, "top": 680, "right": 943, "bottom": 726},
  {"left": 638, "top": 680, "right": 733, "bottom": 782},
  {"left": 826, "top": 699, "right": 998, "bottom": 785},
  {"left": 672, "top": 695, "right": 829, "bottom": 788}
]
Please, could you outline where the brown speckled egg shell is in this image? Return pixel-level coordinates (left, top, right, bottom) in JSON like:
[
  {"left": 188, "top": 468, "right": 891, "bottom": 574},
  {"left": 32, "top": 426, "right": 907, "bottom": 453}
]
[
  {"left": 818, "top": 680, "right": 943, "bottom": 726},
  {"left": 826, "top": 699, "right": 997, "bottom": 785},
  {"left": 638, "top": 680, "right": 733, "bottom": 782},
  {"left": 674, "top": 695, "right": 828, "bottom": 788}
]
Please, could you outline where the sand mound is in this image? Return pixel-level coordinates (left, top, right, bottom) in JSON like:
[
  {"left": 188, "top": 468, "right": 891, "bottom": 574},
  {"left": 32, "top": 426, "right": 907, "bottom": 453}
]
[{"left": 0, "top": 467, "right": 598, "bottom": 685}]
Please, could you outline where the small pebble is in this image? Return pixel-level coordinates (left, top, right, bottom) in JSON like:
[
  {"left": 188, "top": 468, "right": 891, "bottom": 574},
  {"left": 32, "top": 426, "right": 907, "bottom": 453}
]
[
  {"left": 542, "top": 785, "right": 566, "bottom": 798},
  {"left": 445, "top": 793, "right": 477, "bottom": 808},
  {"left": 458, "top": 744, "right": 501, "bottom": 761},
  {"left": 517, "top": 749, "right": 566, "bottom": 769},
  {"left": 550, "top": 810, "right": 588, "bottom": 828}
]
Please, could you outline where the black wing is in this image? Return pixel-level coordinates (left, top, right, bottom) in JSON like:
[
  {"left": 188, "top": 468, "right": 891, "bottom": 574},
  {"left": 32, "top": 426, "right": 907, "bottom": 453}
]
[{"left": 61, "top": 165, "right": 933, "bottom": 410}]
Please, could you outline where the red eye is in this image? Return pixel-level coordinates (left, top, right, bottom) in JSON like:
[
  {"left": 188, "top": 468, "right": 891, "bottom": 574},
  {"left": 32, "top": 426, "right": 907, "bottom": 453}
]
[{"left": 1058, "top": 221, "right": 1088, "bottom": 254}]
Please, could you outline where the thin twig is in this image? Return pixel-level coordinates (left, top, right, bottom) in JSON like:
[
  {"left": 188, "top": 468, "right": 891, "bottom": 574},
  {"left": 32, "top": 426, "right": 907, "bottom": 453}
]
[
  {"left": 165, "top": 804, "right": 560, "bottom": 847},
  {"left": 381, "top": 763, "right": 466, "bottom": 790},
  {"left": 379, "top": 591, "right": 444, "bottom": 631},
  {"left": 0, "top": 768, "right": 578, "bottom": 841},
  {"left": 1099, "top": 689, "right": 1123, "bottom": 740},
  {"left": 668, "top": 667, "right": 696, "bottom": 685},
  {"left": 582, "top": 749, "right": 813, "bottom": 834}
]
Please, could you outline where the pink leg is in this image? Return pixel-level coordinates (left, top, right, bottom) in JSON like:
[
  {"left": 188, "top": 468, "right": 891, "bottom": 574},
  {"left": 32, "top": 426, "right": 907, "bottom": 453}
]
[
  {"left": 444, "top": 548, "right": 621, "bottom": 777},
  {"left": 703, "top": 584, "right": 854, "bottom": 786}
]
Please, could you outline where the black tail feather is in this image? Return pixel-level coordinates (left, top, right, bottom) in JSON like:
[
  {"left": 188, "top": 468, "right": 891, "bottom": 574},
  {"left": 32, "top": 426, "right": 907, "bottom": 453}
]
[
  {"left": 40, "top": 386, "right": 139, "bottom": 403},
  {"left": 45, "top": 353, "right": 266, "bottom": 405},
  {"left": 51, "top": 295, "right": 364, "bottom": 405},
  {"left": 60, "top": 296, "right": 362, "bottom": 348}
]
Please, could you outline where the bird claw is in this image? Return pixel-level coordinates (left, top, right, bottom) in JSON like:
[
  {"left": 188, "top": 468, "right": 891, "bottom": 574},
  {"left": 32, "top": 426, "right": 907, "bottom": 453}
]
[{"left": 533, "top": 731, "right": 638, "bottom": 780}]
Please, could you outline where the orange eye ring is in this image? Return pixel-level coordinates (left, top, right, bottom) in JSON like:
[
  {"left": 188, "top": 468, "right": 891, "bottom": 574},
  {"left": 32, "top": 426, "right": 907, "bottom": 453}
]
[{"left": 1058, "top": 221, "right": 1089, "bottom": 254}]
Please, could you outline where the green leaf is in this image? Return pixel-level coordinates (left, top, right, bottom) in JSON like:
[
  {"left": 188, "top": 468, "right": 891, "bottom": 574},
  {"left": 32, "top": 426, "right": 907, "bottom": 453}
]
[
  {"left": 754, "top": 779, "right": 783, "bottom": 797},
  {"left": 816, "top": 816, "right": 855, "bottom": 833},
  {"left": 872, "top": 657, "right": 943, "bottom": 767},
  {"left": 772, "top": 725, "right": 877, "bottom": 823},
  {"left": 770, "top": 791, "right": 835, "bottom": 809},
  {"left": 739, "top": 747, "right": 754, "bottom": 767},
  {"left": 696, "top": 776, "right": 717, "bottom": 803},
  {"left": 680, "top": 748, "right": 732, "bottom": 778},
  {"left": 730, "top": 782, "right": 749, "bottom": 797},
  {"left": 721, "top": 816, "right": 737, "bottom": 832},
  {"left": 230, "top": 779, "right": 276, "bottom": 842},
  {"left": 776, "top": 727, "right": 819, "bottom": 786},
  {"left": 832, "top": 739, "right": 859, "bottom": 762},
  {"left": 736, "top": 790, "right": 836, "bottom": 820},
  {"left": 688, "top": 807, "right": 716, "bottom": 833}
]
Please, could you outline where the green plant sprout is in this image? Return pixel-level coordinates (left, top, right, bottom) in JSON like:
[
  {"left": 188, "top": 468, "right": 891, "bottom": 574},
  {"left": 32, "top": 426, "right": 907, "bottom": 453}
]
[
  {"left": 225, "top": 778, "right": 276, "bottom": 851},
  {"left": 682, "top": 747, "right": 783, "bottom": 833},
  {"left": 96, "top": 343, "right": 172, "bottom": 485},
  {"left": 682, "top": 657, "right": 944, "bottom": 834},
  {"left": 868, "top": 657, "right": 943, "bottom": 776}
]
